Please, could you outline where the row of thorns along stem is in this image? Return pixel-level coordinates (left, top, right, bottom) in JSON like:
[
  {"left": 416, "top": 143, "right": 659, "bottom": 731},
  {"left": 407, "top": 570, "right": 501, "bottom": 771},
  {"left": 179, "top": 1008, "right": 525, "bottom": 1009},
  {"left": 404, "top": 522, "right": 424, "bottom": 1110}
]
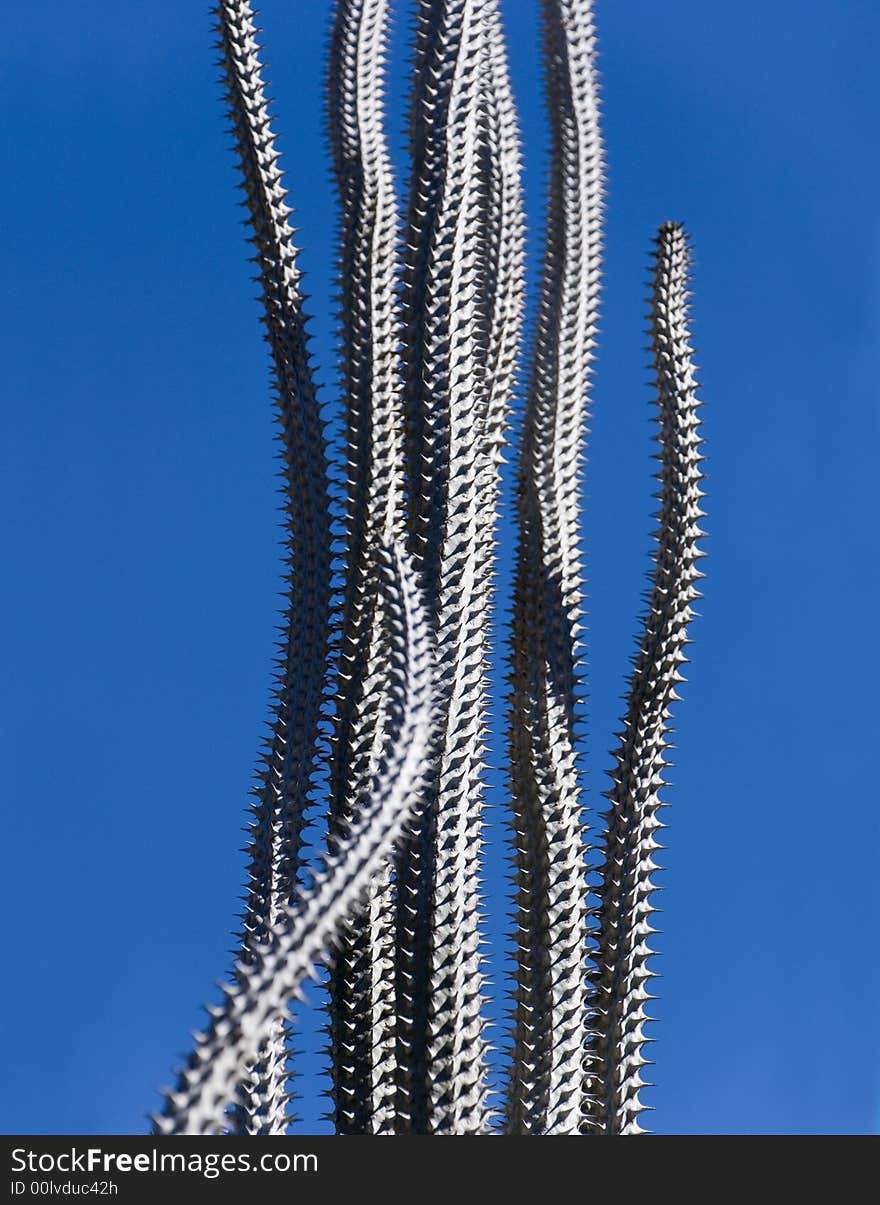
[{"left": 154, "top": 0, "right": 706, "bottom": 1136}]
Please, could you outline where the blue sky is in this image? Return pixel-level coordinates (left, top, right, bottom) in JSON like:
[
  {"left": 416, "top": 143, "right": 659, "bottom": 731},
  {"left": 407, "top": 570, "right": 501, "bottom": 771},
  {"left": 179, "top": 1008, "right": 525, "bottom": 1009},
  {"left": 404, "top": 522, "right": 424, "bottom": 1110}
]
[{"left": 1, "top": 0, "right": 878, "bottom": 1135}]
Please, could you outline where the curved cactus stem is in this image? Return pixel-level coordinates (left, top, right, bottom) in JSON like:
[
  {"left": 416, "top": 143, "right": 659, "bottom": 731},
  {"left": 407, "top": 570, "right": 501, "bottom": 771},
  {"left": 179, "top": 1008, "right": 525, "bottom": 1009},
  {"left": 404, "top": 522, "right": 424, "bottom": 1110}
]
[
  {"left": 213, "top": 0, "right": 333, "bottom": 1134},
  {"left": 394, "top": 0, "right": 524, "bottom": 1135},
  {"left": 589, "top": 222, "right": 706, "bottom": 1134},
  {"left": 506, "top": 0, "right": 603, "bottom": 1136},
  {"left": 154, "top": 546, "right": 434, "bottom": 1137},
  {"left": 325, "top": 0, "right": 406, "bottom": 1136}
]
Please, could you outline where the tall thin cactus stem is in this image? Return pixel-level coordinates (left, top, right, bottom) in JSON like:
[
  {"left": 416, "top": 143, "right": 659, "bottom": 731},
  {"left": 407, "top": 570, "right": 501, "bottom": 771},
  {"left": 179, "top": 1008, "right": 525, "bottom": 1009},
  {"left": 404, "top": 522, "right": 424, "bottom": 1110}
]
[
  {"left": 394, "top": 0, "right": 525, "bottom": 1134},
  {"left": 325, "top": 0, "right": 406, "bottom": 1136},
  {"left": 213, "top": 0, "right": 333, "bottom": 1134},
  {"left": 507, "top": 0, "right": 603, "bottom": 1136},
  {"left": 155, "top": 546, "right": 433, "bottom": 1136},
  {"left": 589, "top": 222, "right": 705, "bottom": 1134},
  {"left": 156, "top": 2, "right": 706, "bottom": 1138}
]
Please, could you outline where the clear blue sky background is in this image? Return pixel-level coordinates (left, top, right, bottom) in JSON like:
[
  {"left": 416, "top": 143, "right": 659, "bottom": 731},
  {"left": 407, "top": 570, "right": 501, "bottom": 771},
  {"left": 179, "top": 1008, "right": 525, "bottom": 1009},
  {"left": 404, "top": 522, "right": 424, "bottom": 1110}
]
[{"left": 2, "top": 0, "right": 878, "bottom": 1135}]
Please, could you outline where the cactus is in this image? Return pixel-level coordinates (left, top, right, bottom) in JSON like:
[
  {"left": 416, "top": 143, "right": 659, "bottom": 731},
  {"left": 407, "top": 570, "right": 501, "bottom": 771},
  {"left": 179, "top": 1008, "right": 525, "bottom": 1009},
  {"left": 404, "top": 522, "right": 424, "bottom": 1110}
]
[
  {"left": 154, "top": 545, "right": 434, "bottom": 1136},
  {"left": 156, "top": 0, "right": 704, "bottom": 1136},
  {"left": 506, "top": 0, "right": 602, "bottom": 1136},
  {"left": 213, "top": 0, "right": 333, "bottom": 1134},
  {"left": 589, "top": 223, "right": 705, "bottom": 1134},
  {"left": 392, "top": 0, "right": 525, "bottom": 1135},
  {"left": 325, "top": 0, "right": 406, "bottom": 1136}
]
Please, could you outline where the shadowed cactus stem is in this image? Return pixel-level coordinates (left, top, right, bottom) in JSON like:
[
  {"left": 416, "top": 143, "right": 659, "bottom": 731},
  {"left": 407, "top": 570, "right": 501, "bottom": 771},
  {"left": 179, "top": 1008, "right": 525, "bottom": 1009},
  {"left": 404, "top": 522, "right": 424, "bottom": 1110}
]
[
  {"left": 213, "top": 0, "right": 333, "bottom": 1134},
  {"left": 589, "top": 222, "right": 705, "bottom": 1134},
  {"left": 506, "top": 0, "right": 603, "bottom": 1136}
]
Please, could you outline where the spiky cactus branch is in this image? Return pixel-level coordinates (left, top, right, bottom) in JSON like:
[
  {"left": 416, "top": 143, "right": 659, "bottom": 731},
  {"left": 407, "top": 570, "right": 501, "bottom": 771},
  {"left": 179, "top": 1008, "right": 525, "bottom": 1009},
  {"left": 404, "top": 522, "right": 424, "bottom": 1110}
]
[
  {"left": 476, "top": 2, "right": 526, "bottom": 458},
  {"left": 394, "top": 0, "right": 525, "bottom": 1134},
  {"left": 213, "top": 0, "right": 333, "bottom": 1134},
  {"left": 589, "top": 222, "right": 705, "bottom": 1134},
  {"left": 507, "top": 0, "right": 603, "bottom": 1136},
  {"left": 325, "top": 0, "right": 406, "bottom": 1135},
  {"left": 156, "top": 545, "right": 433, "bottom": 1136}
]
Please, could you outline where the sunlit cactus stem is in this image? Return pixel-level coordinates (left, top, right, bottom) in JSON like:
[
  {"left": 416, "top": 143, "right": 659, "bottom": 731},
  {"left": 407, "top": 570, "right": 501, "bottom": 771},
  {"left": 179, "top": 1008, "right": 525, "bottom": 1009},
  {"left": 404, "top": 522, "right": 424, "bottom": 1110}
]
[
  {"left": 325, "top": 0, "right": 406, "bottom": 1136},
  {"left": 155, "top": 545, "right": 433, "bottom": 1136},
  {"left": 506, "top": 0, "right": 603, "bottom": 1136},
  {"left": 589, "top": 221, "right": 706, "bottom": 1134},
  {"left": 394, "top": 0, "right": 525, "bottom": 1135}
]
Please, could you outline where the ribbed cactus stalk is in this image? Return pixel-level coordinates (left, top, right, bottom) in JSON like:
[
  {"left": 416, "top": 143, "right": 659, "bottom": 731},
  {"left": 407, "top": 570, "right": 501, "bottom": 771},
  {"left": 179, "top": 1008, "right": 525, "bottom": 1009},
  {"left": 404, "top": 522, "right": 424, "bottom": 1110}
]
[
  {"left": 393, "top": 0, "right": 524, "bottom": 1134},
  {"left": 155, "top": 546, "right": 433, "bottom": 1136},
  {"left": 507, "top": 0, "right": 602, "bottom": 1136},
  {"left": 157, "top": 1, "right": 705, "bottom": 1137},
  {"left": 325, "top": 0, "right": 406, "bottom": 1135},
  {"left": 589, "top": 222, "right": 705, "bottom": 1134},
  {"left": 213, "top": 0, "right": 333, "bottom": 1134}
]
